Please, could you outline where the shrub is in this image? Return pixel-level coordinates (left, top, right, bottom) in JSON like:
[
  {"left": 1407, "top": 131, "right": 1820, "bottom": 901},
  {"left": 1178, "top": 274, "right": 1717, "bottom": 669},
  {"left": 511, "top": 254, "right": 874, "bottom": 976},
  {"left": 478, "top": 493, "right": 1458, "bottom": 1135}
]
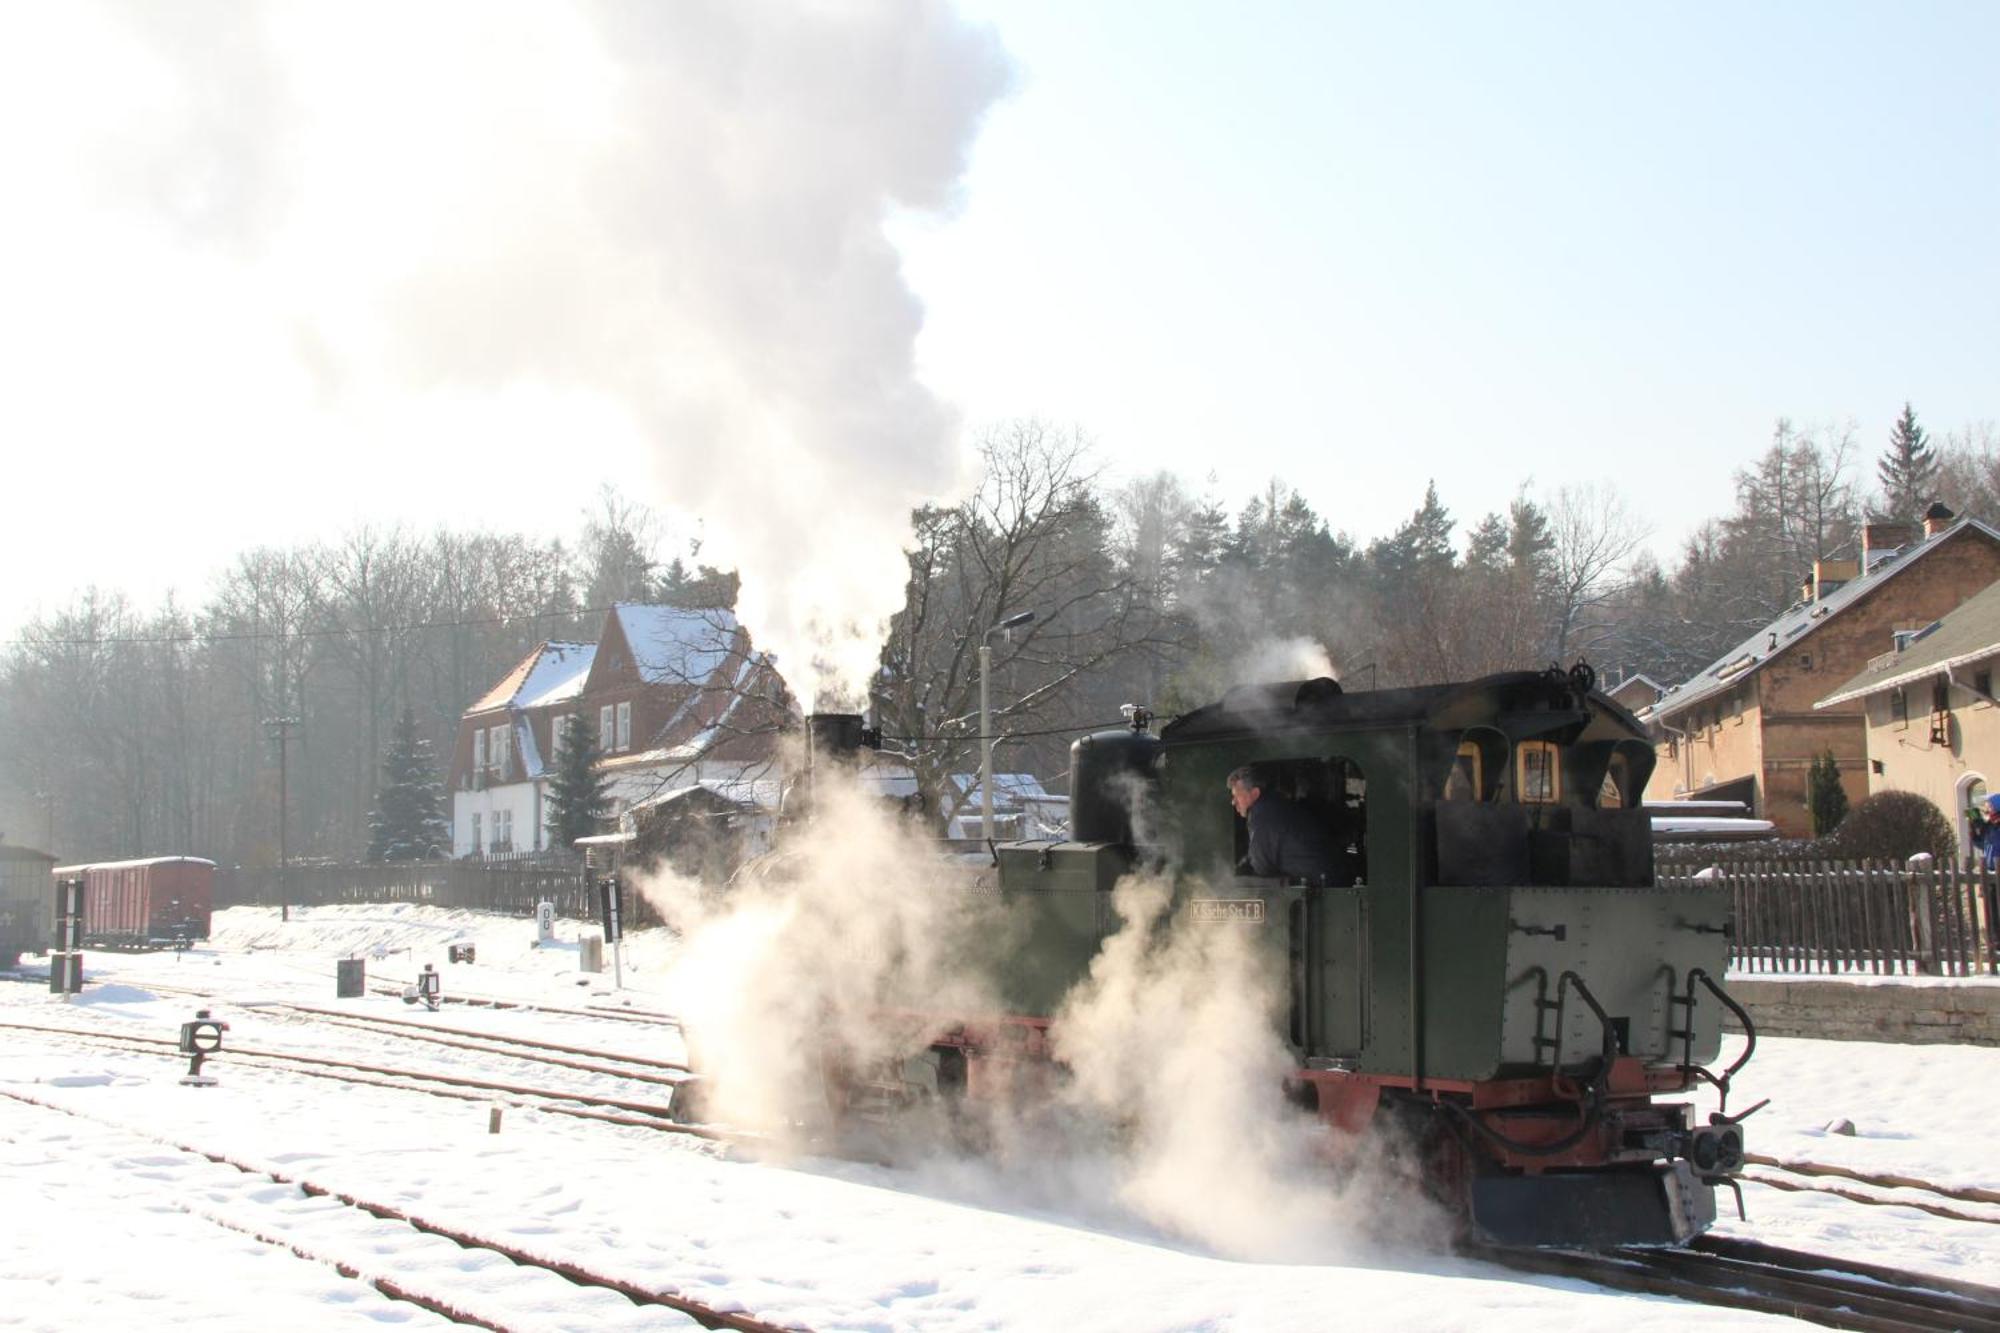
[
  {"left": 1829, "top": 791, "right": 1955, "bottom": 862},
  {"left": 1806, "top": 750, "right": 1849, "bottom": 837}
]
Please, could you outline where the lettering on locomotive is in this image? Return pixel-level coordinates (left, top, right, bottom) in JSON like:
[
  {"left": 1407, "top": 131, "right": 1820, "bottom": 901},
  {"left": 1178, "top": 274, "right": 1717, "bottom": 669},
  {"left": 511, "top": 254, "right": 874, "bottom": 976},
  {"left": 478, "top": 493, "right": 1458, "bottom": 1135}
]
[{"left": 1189, "top": 897, "right": 1266, "bottom": 924}]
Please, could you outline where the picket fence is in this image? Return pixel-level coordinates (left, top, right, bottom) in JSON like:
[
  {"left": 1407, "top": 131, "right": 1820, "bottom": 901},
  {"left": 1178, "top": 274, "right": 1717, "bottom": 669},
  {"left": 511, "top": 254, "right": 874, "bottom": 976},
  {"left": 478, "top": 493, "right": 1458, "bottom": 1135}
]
[{"left": 1655, "top": 857, "right": 1999, "bottom": 977}]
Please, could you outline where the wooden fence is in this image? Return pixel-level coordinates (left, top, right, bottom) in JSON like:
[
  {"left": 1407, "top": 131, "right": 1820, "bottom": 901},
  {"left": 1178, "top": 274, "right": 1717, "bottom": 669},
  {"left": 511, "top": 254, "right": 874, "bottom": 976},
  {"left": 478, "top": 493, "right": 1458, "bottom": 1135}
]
[
  {"left": 1656, "top": 858, "right": 1999, "bottom": 977},
  {"left": 213, "top": 856, "right": 661, "bottom": 930}
]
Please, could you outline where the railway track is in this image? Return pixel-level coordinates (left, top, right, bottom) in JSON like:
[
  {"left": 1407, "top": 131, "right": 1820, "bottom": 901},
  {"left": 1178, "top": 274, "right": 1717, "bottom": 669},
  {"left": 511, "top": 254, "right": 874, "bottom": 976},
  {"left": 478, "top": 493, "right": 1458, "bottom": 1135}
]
[
  {"left": 1741, "top": 1153, "right": 2000, "bottom": 1226},
  {"left": 1478, "top": 1233, "right": 2000, "bottom": 1330},
  {"left": 0, "top": 1017, "right": 735, "bottom": 1145},
  {"left": 0, "top": 1086, "right": 799, "bottom": 1332}
]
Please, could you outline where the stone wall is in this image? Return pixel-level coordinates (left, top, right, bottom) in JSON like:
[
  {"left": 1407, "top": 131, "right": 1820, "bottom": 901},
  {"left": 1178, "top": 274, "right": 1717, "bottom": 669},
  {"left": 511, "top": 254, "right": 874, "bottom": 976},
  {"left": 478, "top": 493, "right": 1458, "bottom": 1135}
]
[{"left": 1721, "top": 976, "right": 2000, "bottom": 1045}]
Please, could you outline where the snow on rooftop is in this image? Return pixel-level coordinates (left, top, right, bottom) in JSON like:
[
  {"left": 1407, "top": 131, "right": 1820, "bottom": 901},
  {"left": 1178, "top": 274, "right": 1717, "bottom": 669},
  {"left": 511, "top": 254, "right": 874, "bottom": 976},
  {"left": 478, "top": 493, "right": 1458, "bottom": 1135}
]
[
  {"left": 614, "top": 604, "right": 741, "bottom": 686},
  {"left": 515, "top": 641, "right": 596, "bottom": 709}
]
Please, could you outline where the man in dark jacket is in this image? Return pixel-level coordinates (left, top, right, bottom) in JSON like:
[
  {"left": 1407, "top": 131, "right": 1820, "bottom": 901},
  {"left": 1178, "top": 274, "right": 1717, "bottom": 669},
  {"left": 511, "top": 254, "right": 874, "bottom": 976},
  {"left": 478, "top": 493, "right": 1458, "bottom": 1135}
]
[{"left": 1227, "top": 765, "right": 1338, "bottom": 882}]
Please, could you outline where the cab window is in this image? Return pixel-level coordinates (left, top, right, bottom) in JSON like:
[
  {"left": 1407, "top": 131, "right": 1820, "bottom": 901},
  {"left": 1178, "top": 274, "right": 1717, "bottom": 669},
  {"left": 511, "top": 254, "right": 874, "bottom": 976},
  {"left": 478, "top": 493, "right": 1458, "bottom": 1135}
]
[{"left": 1516, "top": 740, "right": 1561, "bottom": 804}]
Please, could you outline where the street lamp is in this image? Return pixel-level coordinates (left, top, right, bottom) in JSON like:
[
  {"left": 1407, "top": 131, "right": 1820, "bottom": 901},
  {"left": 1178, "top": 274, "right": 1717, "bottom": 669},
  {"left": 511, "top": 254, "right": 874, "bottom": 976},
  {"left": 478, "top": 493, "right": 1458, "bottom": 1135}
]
[{"left": 980, "top": 610, "right": 1035, "bottom": 842}]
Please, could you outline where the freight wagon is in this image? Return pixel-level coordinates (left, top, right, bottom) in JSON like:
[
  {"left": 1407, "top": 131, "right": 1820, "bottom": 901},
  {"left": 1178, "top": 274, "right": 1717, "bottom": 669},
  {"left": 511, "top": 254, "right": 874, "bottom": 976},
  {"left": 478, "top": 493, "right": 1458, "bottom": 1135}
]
[
  {"left": 52, "top": 856, "right": 216, "bottom": 949},
  {"left": 1, "top": 842, "right": 58, "bottom": 967}
]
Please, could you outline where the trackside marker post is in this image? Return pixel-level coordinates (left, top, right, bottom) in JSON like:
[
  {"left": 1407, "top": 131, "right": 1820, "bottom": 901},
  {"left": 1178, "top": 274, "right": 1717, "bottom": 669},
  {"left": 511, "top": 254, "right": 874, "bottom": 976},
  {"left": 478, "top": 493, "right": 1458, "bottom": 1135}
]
[{"left": 179, "top": 1009, "right": 227, "bottom": 1086}]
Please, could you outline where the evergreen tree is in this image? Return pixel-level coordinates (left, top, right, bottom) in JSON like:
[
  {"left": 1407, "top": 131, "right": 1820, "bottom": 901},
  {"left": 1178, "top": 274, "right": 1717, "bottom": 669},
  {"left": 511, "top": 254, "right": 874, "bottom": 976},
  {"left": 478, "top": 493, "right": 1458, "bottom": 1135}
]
[
  {"left": 366, "top": 706, "right": 449, "bottom": 862},
  {"left": 545, "top": 708, "right": 612, "bottom": 850},
  {"left": 1877, "top": 402, "right": 1938, "bottom": 523},
  {"left": 1807, "top": 750, "right": 1849, "bottom": 838}
]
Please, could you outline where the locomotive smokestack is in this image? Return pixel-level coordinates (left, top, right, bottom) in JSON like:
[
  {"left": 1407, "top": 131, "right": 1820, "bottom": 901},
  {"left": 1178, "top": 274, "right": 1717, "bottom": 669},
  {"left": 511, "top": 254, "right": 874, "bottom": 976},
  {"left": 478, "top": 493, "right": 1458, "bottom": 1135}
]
[{"left": 806, "top": 713, "right": 869, "bottom": 770}]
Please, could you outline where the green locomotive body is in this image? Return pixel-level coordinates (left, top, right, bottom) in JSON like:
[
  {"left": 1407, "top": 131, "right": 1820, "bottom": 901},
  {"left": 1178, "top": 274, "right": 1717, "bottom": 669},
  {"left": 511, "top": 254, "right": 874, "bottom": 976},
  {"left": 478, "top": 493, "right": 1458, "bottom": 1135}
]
[{"left": 980, "top": 668, "right": 1752, "bottom": 1247}]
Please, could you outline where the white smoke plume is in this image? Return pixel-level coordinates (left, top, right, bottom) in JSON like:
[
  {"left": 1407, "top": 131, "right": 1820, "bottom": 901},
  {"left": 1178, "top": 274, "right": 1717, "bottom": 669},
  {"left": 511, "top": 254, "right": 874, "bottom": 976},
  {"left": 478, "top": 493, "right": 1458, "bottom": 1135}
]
[
  {"left": 640, "top": 762, "right": 1013, "bottom": 1134},
  {"left": 1, "top": 1, "right": 1009, "bottom": 704},
  {"left": 643, "top": 764, "right": 1443, "bottom": 1258},
  {"left": 1046, "top": 874, "right": 1437, "bottom": 1259},
  {"left": 1237, "top": 635, "right": 1341, "bottom": 684}
]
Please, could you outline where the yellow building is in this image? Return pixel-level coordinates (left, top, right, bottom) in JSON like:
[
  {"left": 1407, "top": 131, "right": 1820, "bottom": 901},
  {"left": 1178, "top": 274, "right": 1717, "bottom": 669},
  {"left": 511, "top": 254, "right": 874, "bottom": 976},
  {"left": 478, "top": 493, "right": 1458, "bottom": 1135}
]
[
  {"left": 1815, "top": 575, "right": 2000, "bottom": 859},
  {"left": 1643, "top": 511, "right": 2000, "bottom": 837}
]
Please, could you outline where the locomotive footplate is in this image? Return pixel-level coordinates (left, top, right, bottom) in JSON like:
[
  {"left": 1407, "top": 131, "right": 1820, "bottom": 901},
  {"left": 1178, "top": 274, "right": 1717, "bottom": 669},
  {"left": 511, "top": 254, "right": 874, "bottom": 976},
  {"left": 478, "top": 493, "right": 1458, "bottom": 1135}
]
[{"left": 1467, "top": 1160, "right": 1715, "bottom": 1249}]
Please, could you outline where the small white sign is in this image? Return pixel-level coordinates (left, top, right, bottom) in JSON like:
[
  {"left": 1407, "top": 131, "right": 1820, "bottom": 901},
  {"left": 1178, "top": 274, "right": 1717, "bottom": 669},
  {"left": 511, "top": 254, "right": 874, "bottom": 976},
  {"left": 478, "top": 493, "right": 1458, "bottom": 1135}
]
[
  {"left": 535, "top": 900, "right": 556, "bottom": 944},
  {"left": 1190, "top": 898, "right": 1266, "bottom": 925}
]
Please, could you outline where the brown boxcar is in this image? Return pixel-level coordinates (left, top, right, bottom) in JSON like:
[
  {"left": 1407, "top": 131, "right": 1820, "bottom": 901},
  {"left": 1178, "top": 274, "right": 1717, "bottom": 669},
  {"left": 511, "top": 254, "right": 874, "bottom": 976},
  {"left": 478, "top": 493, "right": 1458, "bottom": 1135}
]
[{"left": 53, "top": 857, "right": 215, "bottom": 947}]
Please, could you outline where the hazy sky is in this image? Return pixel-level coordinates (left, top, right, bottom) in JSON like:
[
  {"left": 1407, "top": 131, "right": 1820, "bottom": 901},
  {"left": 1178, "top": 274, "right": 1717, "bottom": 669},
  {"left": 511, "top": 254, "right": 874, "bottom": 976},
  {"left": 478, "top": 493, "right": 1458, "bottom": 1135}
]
[{"left": 3, "top": 1, "right": 1995, "bottom": 647}]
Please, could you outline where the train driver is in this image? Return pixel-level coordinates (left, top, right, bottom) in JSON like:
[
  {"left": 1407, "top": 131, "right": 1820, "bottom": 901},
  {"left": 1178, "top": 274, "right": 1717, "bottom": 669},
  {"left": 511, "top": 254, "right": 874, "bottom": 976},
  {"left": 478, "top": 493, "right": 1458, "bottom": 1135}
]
[{"left": 1227, "top": 764, "right": 1338, "bottom": 883}]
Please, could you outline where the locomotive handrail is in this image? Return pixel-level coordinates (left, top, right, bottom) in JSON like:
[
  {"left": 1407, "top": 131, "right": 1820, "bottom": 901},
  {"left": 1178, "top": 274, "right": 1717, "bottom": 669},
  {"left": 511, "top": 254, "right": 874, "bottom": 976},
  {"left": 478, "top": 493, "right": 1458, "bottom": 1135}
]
[{"left": 1448, "top": 969, "right": 1618, "bottom": 1160}]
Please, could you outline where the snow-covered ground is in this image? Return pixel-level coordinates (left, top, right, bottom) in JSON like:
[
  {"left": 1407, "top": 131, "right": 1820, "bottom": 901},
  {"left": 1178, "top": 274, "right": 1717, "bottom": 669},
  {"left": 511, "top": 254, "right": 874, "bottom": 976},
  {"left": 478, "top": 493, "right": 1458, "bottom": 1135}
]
[{"left": 2, "top": 905, "right": 1994, "bottom": 1331}]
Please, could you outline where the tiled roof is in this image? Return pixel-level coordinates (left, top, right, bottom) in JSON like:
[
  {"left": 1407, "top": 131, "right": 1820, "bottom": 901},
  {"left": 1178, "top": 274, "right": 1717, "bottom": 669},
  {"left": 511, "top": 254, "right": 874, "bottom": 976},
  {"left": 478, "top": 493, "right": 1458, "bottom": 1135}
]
[
  {"left": 1815, "top": 575, "right": 2000, "bottom": 707},
  {"left": 1650, "top": 518, "right": 2000, "bottom": 723}
]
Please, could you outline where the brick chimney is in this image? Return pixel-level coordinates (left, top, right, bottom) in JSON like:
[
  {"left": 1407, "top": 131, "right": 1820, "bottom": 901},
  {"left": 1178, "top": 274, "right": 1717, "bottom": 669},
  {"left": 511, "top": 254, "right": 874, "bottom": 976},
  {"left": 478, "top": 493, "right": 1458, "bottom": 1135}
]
[
  {"left": 1861, "top": 519, "right": 1916, "bottom": 569},
  {"left": 1923, "top": 501, "right": 1957, "bottom": 538}
]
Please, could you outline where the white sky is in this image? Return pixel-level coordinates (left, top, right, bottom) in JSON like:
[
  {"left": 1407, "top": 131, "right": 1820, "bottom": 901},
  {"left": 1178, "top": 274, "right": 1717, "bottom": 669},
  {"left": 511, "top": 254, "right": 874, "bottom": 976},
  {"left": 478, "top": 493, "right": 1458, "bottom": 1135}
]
[
  {"left": 6, "top": 903, "right": 1997, "bottom": 1328},
  {"left": 3, "top": 2, "right": 1996, "bottom": 643}
]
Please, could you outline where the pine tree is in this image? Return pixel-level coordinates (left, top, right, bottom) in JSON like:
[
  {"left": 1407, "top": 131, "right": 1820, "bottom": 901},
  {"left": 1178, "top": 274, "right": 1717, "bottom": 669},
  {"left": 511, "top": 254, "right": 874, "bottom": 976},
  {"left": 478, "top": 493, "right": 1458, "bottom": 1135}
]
[
  {"left": 545, "top": 708, "right": 612, "bottom": 850},
  {"left": 1877, "top": 402, "right": 1938, "bottom": 523},
  {"left": 1807, "top": 750, "right": 1849, "bottom": 838},
  {"left": 366, "top": 707, "right": 450, "bottom": 862}
]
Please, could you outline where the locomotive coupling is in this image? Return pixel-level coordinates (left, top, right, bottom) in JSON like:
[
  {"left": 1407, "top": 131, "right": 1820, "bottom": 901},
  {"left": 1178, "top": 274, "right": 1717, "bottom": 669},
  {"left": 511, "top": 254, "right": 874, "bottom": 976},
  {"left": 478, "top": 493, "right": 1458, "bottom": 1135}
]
[
  {"left": 178, "top": 1008, "right": 227, "bottom": 1086},
  {"left": 1684, "top": 1121, "right": 1745, "bottom": 1175}
]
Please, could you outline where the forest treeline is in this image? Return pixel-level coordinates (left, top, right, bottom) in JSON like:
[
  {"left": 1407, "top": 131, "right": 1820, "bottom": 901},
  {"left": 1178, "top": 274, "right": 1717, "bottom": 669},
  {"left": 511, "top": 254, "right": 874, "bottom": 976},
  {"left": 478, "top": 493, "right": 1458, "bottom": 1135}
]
[{"left": 3, "top": 409, "right": 1994, "bottom": 864}]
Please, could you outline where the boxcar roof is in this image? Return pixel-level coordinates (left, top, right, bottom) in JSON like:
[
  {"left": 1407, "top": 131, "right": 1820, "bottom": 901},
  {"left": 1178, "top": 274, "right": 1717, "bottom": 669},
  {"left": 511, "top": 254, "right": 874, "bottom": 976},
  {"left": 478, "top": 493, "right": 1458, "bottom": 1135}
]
[
  {"left": 1160, "top": 671, "right": 1649, "bottom": 745},
  {"left": 51, "top": 855, "right": 218, "bottom": 874}
]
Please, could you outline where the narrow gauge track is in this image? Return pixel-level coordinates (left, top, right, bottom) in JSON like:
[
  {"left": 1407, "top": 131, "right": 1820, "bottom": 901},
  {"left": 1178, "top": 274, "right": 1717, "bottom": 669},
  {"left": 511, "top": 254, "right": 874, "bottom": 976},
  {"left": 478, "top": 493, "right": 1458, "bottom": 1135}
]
[
  {"left": 0, "top": 1085, "right": 799, "bottom": 1333},
  {"left": 0, "top": 1018, "right": 734, "bottom": 1145},
  {"left": 1741, "top": 1153, "right": 2000, "bottom": 1226},
  {"left": 90, "top": 980, "right": 692, "bottom": 1085},
  {"left": 257, "top": 1002, "right": 693, "bottom": 1085},
  {"left": 1476, "top": 1234, "right": 2000, "bottom": 1330},
  {"left": 139, "top": 964, "right": 686, "bottom": 1029}
]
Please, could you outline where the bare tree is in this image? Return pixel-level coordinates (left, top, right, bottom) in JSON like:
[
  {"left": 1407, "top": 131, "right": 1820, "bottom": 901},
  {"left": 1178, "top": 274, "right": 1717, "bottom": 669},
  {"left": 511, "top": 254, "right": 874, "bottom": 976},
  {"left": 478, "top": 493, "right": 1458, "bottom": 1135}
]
[
  {"left": 875, "top": 421, "right": 1175, "bottom": 825},
  {"left": 1543, "top": 483, "right": 1649, "bottom": 663}
]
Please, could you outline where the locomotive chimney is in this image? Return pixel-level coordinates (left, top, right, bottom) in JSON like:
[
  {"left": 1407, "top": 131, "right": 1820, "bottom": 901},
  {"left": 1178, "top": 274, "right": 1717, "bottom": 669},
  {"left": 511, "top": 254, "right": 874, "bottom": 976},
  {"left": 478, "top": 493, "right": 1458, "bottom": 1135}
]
[{"left": 805, "top": 713, "right": 870, "bottom": 770}]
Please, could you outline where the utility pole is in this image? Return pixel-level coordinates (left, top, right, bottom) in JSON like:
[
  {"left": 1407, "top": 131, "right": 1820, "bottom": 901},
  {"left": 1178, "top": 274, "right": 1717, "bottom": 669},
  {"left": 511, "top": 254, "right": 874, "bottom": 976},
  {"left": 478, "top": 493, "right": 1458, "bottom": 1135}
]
[
  {"left": 980, "top": 610, "right": 1035, "bottom": 842},
  {"left": 263, "top": 715, "right": 300, "bottom": 921}
]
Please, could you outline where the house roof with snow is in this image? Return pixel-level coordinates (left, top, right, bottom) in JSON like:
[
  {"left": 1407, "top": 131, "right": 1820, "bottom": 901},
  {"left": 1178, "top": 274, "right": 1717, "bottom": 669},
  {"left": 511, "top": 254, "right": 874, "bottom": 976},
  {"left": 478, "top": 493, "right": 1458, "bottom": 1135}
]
[
  {"left": 1648, "top": 517, "right": 2000, "bottom": 725},
  {"left": 611, "top": 604, "right": 742, "bottom": 686},
  {"left": 1815, "top": 575, "right": 2000, "bottom": 708},
  {"left": 465, "top": 641, "right": 596, "bottom": 716}
]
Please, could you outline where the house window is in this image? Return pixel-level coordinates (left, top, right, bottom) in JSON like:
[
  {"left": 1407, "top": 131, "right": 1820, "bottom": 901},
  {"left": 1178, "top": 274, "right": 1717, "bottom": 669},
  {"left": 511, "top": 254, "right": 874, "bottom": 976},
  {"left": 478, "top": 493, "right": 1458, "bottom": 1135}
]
[
  {"left": 1933, "top": 678, "right": 1951, "bottom": 715},
  {"left": 1978, "top": 669, "right": 1994, "bottom": 700},
  {"left": 473, "top": 729, "right": 486, "bottom": 771},
  {"left": 1891, "top": 689, "right": 1908, "bottom": 726},
  {"left": 470, "top": 812, "right": 482, "bottom": 854},
  {"left": 492, "top": 809, "right": 512, "bottom": 853},
  {"left": 1516, "top": 741, "right": 1561, "bottom": 805},
  {"left": 600, "top": 705, "right": 615, "bottom": 751},
  {"left": 616, "top": 700, "right": 632, "bottom": 751},
  {"left": 490, "top": 724, "right": 510, "bottom": 779},
  {"left": 550, "top": 714, "right": 570, "bottom": 761}
]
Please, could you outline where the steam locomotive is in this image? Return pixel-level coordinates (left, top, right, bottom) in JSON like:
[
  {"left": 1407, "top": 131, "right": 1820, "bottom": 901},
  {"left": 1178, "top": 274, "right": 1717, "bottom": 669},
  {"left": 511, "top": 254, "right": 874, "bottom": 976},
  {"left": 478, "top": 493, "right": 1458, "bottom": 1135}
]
[{"left": 801, "top": 667, "right": 1755, "bottom": 1249}]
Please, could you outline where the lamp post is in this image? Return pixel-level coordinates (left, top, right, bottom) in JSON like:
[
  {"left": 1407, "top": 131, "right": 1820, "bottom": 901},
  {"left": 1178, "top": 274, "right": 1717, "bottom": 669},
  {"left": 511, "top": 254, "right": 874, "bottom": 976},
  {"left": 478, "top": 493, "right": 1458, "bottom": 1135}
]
[
  {"left": 980, "top": 610, "right": 1035, "bottom": 842},
  {"left": 263, "top": 715, "right": 300, "bottom": 922}
]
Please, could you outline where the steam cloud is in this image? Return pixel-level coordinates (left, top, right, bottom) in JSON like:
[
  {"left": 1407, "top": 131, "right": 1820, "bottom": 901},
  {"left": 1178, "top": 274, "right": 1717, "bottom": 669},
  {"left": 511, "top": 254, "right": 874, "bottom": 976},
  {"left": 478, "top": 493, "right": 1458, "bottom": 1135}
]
[
  {"left": 641, "top": 768, "right": 1441, "bottom": 1261},
  {"left": 2, "top": 1, "right": 1010, "bottom": 704}
]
